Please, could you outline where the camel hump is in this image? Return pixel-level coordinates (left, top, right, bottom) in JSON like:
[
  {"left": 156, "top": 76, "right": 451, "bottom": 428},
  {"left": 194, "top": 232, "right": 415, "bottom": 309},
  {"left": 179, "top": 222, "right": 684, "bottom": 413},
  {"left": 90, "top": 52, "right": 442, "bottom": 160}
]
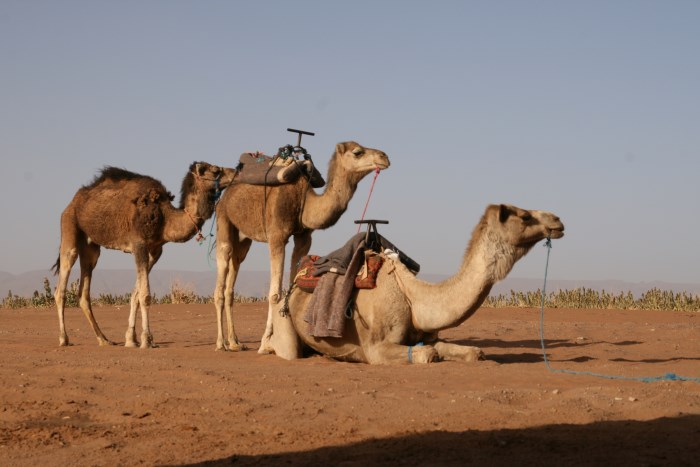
[
  {"left": 84, "top": 166, "right": 175, "bottom": 202},
  {"left": 235, "top": 153, "right": 325, "bottom": 188}
]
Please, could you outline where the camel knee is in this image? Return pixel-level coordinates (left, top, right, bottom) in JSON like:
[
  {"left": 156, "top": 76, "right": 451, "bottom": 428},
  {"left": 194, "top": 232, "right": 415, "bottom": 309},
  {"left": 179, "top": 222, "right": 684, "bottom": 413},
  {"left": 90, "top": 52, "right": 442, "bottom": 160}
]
[
  {"left": 79, "top": 296, "right": 91, "bottom": 310},
  {"left": 138, "top": 293, "right": 152, "bottom": 306},
  {"left": 65, "top": 247, "right": 79, "bottom": 264}
]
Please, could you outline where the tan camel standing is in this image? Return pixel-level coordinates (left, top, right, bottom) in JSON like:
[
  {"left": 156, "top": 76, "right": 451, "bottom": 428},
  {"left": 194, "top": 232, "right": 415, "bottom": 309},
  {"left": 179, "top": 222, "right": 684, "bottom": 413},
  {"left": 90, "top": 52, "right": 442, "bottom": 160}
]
[
  {"left": 268, "top": 203, "right": 564, "bottom": 363},
  {"left": 213, "top": 141, "right": 390, "bottom": 352},
  {"left": 53, "top": 162, "right": 237, "bottom": 348}
]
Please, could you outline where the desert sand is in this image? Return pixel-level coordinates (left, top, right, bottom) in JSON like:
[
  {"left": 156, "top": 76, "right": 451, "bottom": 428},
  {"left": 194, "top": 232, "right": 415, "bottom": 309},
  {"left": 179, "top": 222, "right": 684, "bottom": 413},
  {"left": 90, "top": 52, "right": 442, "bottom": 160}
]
[{"left": 1, "top": 303, "right": 698, "bottom": 466}]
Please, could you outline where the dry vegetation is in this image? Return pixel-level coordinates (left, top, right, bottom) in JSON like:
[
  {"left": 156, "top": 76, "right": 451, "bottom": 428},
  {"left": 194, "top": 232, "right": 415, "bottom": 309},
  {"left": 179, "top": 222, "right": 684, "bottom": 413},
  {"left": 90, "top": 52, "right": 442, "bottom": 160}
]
[
  {"left": 2, "top": 278, "right": 263, "bottom": 309},
  {"left": 3, "top": 278, "right": 699, "bottom": 311}
]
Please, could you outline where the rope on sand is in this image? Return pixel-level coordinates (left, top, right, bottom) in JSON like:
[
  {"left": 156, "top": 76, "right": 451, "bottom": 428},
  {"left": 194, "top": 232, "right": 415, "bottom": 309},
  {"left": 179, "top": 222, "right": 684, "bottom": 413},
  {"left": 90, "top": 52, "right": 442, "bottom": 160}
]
[{"left": 538, "top": 238, "right": 700, "bottom": 384}]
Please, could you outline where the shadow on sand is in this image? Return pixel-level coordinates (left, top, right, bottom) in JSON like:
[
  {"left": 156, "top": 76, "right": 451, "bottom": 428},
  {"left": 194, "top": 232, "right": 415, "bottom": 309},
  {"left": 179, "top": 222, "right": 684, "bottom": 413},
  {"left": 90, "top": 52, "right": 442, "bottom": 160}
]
[{"left": 185, "top": 415, "right": 700, "bottom": 466}]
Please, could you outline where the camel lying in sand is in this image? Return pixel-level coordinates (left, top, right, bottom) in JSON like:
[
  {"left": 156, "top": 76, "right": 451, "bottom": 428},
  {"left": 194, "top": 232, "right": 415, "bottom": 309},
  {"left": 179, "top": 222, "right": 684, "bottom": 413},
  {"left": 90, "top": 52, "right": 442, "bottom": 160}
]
[{"left": 266, "top": 203, "right": 564, "bottom": 363}]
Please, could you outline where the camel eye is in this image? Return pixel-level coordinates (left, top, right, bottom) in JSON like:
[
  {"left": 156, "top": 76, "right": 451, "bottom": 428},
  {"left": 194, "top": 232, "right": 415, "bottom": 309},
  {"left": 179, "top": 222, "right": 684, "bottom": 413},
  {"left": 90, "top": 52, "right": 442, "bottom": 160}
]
[
  {"left": 352, "top": 148, "right": 363, "bottom": 157},
  {"left": 521, "top": 214, "right": 533, "bottom": 222}
]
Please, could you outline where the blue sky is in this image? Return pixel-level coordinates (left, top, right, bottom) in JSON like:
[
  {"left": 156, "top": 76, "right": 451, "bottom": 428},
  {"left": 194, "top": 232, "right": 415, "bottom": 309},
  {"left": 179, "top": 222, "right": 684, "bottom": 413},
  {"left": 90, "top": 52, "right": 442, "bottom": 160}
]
[{"left": 1, "top": 0, "right": 698, "bottom": 285}]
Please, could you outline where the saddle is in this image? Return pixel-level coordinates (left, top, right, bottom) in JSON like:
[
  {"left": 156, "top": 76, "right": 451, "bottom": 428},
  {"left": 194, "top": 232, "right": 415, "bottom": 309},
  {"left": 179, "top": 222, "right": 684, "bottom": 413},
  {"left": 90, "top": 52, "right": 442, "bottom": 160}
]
[
  {"left": 235, "top": 152, "right": 325, "bottom": 188},
  {"left": 295, "top": 251, "right": 385, "bottom": 293},
  {"left": 295, "top": 227, "right": 418, "bottom": 338},
  {"left": 293, "top": 224, "right": 419, "bottom": 294}
]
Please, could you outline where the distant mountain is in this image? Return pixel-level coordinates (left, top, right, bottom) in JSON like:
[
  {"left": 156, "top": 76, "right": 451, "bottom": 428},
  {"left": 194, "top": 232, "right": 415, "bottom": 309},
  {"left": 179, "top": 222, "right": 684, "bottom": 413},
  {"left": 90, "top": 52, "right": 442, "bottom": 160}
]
[{"left": 2, "top": 269, "right": 699, "bottom": 300}]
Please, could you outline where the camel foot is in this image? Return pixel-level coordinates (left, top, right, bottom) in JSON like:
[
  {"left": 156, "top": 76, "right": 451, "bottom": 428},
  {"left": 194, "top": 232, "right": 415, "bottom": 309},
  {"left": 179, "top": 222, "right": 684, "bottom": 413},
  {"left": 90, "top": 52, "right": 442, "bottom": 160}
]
[
  {"left": 125, "top": 329, "right": 138, "bottom": 347},
  {"left": 228, "top": 342, "right": 247, "bottom": 351},
  {"left": 97, "top": 338, "right": 116, "bottom": 347},
  {"left": 59, "top": 337, "right": 70, "bottom": 347},
  {"left": 257, "top": 343, "right": 274, "bottom": 355},
  {"left": 411, "top": 345, "right": 439, "bottom": 364},
  {"left": 140, "top": 332, "right": 157, "bottom": 349},
  {"left": 463, "top": 347, "right": 485, "bottom": 362}
]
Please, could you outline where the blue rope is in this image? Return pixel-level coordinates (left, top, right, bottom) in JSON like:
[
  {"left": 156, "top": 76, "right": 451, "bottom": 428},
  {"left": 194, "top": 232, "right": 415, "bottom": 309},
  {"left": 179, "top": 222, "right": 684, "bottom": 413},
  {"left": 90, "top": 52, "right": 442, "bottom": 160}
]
[
  {"left": 407, "top": 342, "right": 424, "bottom": 364},
  {"left": 539, "top": 238, "right": 700, "bottom": 384},
  {"left": 205, "top": 211, "right": 218, "bottom": 271}
]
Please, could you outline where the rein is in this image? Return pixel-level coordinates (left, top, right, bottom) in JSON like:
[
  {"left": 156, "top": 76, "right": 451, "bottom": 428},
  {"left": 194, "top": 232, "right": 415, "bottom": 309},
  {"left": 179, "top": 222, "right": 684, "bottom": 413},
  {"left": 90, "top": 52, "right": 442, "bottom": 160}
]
[{"left": 356, "top": 167, "right": 381, "bottom": 233}]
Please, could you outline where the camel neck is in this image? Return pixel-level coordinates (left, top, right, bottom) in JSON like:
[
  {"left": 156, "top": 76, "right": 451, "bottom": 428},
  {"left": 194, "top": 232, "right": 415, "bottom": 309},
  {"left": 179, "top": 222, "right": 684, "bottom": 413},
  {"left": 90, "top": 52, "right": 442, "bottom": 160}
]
[
  {"left": 163, "top": 191, "right": 214, "bottom": 243},
  {"left": 301, "top": 168, "right": 362, "bottom": 230},
  {"left": 398, "top": 229, "right": 529, "bottom": 332}
]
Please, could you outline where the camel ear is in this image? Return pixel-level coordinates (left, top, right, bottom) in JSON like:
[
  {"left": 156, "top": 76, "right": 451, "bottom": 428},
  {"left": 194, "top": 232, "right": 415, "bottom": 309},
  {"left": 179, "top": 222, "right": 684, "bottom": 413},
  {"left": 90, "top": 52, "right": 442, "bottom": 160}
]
[
  {"left": 498, "top": 204, "right": 512, "bottom": 223},
  {"left": 336, "top": 142, "right": 346, "bottom": 155},
  {"left": 191, "top": 163, "right": 206, "bottom": 177}
]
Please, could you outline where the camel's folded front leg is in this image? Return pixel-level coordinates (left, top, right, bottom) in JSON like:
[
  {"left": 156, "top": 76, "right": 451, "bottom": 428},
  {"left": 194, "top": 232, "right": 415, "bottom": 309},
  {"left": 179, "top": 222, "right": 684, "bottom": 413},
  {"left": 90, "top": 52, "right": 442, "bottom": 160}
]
[
  {"left": 433, "top": 341, "right": 484, "bottom": 362},
  {"left": 363, "top": 341, "right": 439, "bottom": 364}
]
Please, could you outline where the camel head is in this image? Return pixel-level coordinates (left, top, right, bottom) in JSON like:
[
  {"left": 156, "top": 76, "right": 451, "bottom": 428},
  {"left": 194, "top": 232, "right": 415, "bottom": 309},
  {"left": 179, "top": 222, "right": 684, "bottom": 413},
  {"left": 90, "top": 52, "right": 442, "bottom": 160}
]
[
  {"left": 488, "top": 204, "right": 564, "bottom": 248},
  {"left": 179, "top": 162, "right": 238, "bottom": 209},
  {"left": 332, "top": 141, "right": 390, "bottom": 181}
]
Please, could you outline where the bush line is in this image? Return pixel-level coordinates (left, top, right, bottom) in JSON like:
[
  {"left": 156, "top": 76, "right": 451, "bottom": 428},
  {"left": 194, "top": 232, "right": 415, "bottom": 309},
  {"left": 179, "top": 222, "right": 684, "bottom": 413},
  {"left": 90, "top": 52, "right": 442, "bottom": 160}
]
[
  {"left": 2, "top": 278, "right": 264, "bottom": 309},
  {"left": 3, "top": 279, "right": 699, "bottom": 312}
]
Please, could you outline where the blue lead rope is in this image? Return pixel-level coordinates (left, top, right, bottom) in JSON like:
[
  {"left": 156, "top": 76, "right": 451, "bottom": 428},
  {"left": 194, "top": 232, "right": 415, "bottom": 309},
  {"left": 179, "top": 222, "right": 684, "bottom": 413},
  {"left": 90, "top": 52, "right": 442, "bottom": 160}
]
[
  {"left": 407, "top": 342, "right": 424, "bottom": 364},
  {"left": 539, "top": 238, "right": 700, "bottom": 384}
]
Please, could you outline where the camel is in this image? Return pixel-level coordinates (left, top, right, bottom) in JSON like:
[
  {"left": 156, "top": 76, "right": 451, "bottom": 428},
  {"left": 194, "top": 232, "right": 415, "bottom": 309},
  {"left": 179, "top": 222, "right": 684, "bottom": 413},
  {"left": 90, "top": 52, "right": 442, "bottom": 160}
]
[
  {"left": 268, "top": 203, "right": 565, "bottom": 363},
  {"left": 213, "top": 141, "right": 390, "bottom": 352},
  {"left": 53, "top": 162, "right": 237, "bottom": 348}
]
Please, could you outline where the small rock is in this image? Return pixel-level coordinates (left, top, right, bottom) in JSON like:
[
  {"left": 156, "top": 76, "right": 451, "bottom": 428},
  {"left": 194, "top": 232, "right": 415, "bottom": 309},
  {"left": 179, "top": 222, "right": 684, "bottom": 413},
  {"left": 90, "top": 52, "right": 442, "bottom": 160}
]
[
  {"left": 628, "top": 397, "right": 637, "bottom": 402},
  {"left": 552, "top": 389, "right": 560, "bottom": 395}
]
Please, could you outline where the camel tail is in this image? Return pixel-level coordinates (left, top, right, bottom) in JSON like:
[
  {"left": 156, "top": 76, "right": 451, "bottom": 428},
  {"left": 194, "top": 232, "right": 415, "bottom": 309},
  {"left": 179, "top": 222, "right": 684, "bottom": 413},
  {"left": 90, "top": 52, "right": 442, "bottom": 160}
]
[{"left": 51, "top": 256, "right": 60, "bottom": 276}]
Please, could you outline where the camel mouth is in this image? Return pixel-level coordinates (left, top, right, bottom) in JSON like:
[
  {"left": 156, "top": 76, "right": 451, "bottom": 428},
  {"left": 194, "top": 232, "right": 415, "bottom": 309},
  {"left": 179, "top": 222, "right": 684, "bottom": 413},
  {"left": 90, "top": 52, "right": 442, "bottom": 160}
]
[
  {"left": 373, "top": 157, "right": 390, "bottom": 170},
  {"left": 548, "top": 227, "right": 565, "bottom": 239}
]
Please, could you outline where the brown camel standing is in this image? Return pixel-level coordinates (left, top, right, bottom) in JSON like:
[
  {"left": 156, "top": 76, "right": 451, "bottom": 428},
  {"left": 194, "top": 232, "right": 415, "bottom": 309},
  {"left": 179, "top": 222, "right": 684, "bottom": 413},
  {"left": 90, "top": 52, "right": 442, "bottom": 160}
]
[
  {"left": 213, "top": 141, "right": 390, "bottom": 352},
  {"left": 53, "top": 162, "right": 237, "bottom": 348}
]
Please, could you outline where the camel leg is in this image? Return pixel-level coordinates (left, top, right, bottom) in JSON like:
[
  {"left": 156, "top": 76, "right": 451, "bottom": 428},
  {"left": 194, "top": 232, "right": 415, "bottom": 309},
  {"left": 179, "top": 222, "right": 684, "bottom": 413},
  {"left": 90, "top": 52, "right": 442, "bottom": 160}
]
[
  {"left": 259, "top": 239, "right": 287, "bottom": 354},
  {"left": 214, "top": 232, "right": 251, "bottom": 351},
  {"left": 289, "top": 231, "right": 312, "bottom": 283},
  {"left": 267, "top": 300, "right": 302, "bottom": 360},
  {"left": 363, "top": 341, "right": 440, "bottom": 364},
  {"left": 433, "top": 341, "right": 484, "bottom": 362},
  {"left": 125, "top": 279, "right": 140, "bottom": 347},
  {"left": 55, "top": 234, "right": 80, "bottom": 347},
  {"left": 77, "top": 242, "right": 113, "bottom": 346},
  {"left": 139, "top": 247, "right": 161, "bottom": 349},
  {"left": 213, "top": 239, "right": 232, "bottom": 351},
  {"left": 125, "top": 247, "right": 161, "bottom": 348}
]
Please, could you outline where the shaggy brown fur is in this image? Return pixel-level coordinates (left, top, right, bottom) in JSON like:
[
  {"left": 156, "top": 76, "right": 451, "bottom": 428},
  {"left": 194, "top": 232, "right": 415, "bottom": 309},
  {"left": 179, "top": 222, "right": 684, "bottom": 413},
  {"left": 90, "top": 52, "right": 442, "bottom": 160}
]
[{"left": 53, "top": 162, "right": 237, "bottom": 348}]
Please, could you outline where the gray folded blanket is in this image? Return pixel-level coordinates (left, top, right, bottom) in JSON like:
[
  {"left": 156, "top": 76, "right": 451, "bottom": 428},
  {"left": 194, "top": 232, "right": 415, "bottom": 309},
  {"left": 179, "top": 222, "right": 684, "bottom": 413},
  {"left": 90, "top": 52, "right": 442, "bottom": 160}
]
[{"left": 304, "top": 235, "right": 366, "bottom": 338}]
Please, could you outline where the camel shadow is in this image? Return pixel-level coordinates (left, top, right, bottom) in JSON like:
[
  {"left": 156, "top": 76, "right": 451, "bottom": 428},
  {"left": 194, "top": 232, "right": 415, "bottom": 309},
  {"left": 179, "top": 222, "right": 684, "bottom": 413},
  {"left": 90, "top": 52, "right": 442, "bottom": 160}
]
[
  {"left": 185, "top": 415, "right": 700, "bottom": 466},
  {"left": 447, "top": 338, "right": 643, "bottom": 365},
  {"left": 487, "top": 353, "right": 596, "bottom": 364},
  {"left": 458, "top": 338, "right": 643, "bottom": 350},
  {"left": 611, "top": 356, "right": 700, "bottom": 363}
]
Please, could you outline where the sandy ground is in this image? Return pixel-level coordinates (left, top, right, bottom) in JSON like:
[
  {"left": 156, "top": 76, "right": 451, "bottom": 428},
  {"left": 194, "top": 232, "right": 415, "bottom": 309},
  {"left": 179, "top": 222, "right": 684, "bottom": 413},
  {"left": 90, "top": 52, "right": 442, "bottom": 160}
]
[{"left": 1, "top": 302, "right": 699, "bottom": 466}]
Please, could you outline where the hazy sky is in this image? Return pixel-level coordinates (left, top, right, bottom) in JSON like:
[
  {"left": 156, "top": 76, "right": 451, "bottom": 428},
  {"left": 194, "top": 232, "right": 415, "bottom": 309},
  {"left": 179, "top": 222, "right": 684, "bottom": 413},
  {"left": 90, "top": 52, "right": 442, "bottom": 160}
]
[{"left": 1, "top": 0, "right": 699, "bottom": 285}]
